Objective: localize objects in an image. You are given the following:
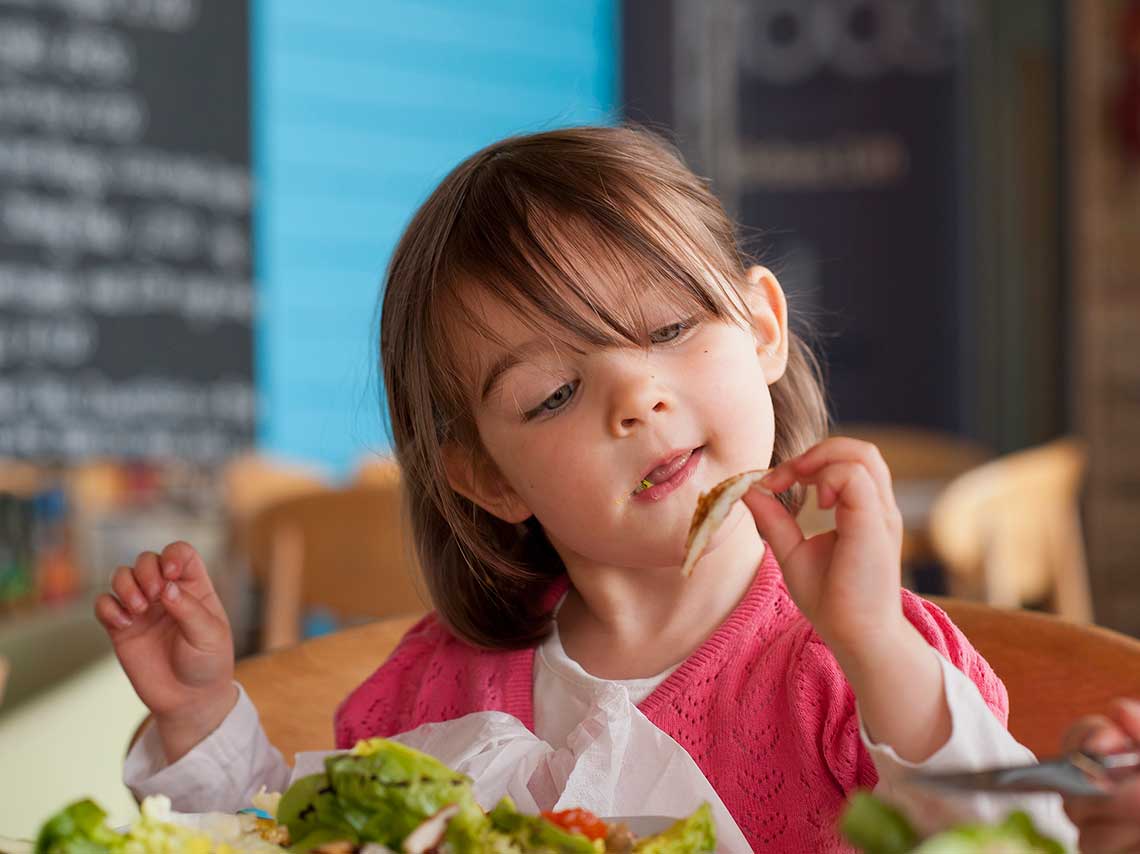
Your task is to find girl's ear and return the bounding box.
[441,442,533,524]
[744,265,789,384]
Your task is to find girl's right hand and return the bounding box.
[94,540,237,763]
[1061,699,1140,854]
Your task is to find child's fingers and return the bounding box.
[794,439,895,511]
[802,461,889,524]
[157,540,202,582]
[1062,714,1128,755]
[132,551,164,601]
[758,461,798,495]
[94,592,133,631]
[1107,697,1140,744]
[742,488,804,564]
[158,540,217,595]
[1068,794,1140,854]
[159,580,228,652]
[111,565,149,615]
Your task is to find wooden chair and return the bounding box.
[927,437,1094,622]
[246,484,426,651]
[204,599,1140,763]
[798,425,994,566]
[220,453,330,547]
[834,424,994,481]
[234,613,422,758]
[934,596,1140,757]
[351,456,402,489]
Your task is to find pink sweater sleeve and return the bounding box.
[790,591,1009,795]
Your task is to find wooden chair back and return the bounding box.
[934,596,1140,757]
[797,426,994,565]
[351,457,402,489]
[217,599,1140,763]
[221,453,330,549]
[833,424,993,481]
[928,438,1093,621]
[233,614,422,759]
[246,483,426,650]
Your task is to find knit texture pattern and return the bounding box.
[336,549,1007,853]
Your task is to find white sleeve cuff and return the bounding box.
[123,683,291,814]
[858,648,1077,851]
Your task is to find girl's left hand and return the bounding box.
[743,437,908,665]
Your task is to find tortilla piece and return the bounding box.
[681,469,772,577]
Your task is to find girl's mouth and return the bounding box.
[631,447,704,502]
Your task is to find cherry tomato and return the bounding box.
[541,808,609,841]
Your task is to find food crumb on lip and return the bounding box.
[615,478,656,505]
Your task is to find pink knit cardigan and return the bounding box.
[336,549,1007,852]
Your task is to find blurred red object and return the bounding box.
[1117,0,1140,158]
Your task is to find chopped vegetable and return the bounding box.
[540,810,609,842]
[630,805,715,854]
[840,793,919,854]
[32,740,717,854]
[840,793,1065,854]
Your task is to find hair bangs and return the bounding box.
[433,162,753,374]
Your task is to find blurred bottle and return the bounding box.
[33,487,79,603]
[0,494,34,608]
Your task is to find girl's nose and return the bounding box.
[607,368,670,436]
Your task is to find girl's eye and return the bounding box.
[649,319,697,344]
[526,381,578,420]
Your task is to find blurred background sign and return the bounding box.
[0,0,254,463]
[626,0,1066,451]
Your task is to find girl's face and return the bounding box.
[449,267,789,572]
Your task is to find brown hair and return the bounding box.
[380,126,828,650]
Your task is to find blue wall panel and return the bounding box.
[253,0,618,473]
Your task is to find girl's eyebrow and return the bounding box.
[479,339,549,402]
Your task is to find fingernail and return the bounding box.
[116,612,133,628]
[1088,731,1121,753]
[162,561,177,578]
[1118,698,1140,716]
[130,595,147,613]
[163,581,180,601]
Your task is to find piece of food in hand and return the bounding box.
[840,792,1064,854]
[681,470,772,577]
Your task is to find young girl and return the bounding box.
[98,126,1074,851]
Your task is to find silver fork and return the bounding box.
[909,750,1140,798]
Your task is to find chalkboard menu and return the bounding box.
[733,1,968,431]
[628,0,972,433]
[0,0,253,462]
